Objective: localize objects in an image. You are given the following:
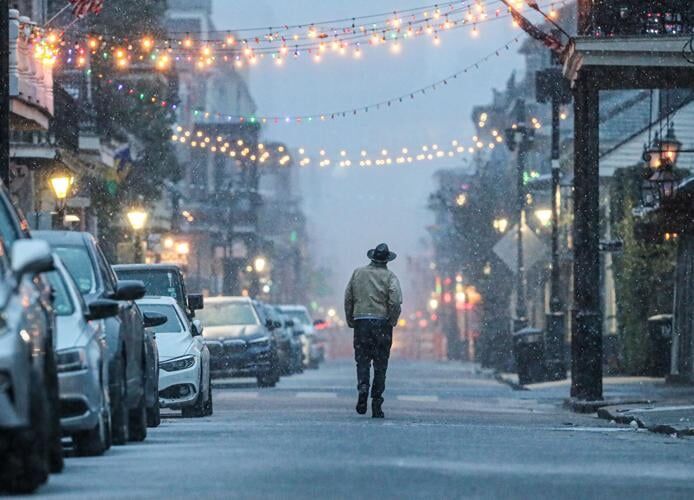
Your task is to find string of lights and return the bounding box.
[90,36,521,125]
[169,125,506,169]
[40,0,561,71]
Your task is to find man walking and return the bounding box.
[344,243,402,418]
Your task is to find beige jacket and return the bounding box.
[344,262,403,327]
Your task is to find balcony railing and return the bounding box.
[590,1,693,37]
[9,9,54,125]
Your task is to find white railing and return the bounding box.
[8,9,54,118]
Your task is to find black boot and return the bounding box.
[356,391,368,415]
[372,397,384,418]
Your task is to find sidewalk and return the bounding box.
[498,372,694,436]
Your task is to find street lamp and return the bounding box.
[493,217,509,234]
[534,208,552,227]
[126,207,148,263]
[641,124,682,205]
[254,256,267,273]
[49,170,74,228]
[643,124,682,170]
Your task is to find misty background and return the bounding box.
[212,0,525,311]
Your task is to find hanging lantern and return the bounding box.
[649,167,678,202]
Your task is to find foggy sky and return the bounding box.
[212,0,526,313]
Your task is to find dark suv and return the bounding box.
[113,263,204,322]
[34,231,149,444]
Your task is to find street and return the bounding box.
[33,360,694,500]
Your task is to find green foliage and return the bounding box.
[610,166,676,374]
[88,0,180,200]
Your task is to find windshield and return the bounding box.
[138,304,184,334]
[53,246,95,295]
[285,309,312,326]
[196,302,258,327]
[45,270,75,317]
[117,269,183,304]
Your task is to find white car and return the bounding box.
[137,297,212,417]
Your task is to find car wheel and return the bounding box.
[0,369,50,494]
[182,375,206,418]
[73,412,108,457]
[45,348,64,474]
[110,355,129,445]
[146,398,161,428]
[128,394,147,442]
[256,372,276,388]
[203,375,213,416]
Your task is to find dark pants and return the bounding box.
[353,319,393,399]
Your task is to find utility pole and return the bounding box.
[536,61,572,380]
[1,2,10,187]
[506,100,533,333]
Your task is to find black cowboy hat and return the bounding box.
[367,243,397,263]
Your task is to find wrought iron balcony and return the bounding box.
[590,1,693,37]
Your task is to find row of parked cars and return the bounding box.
[0,225,205,491]
[0,185,323,494]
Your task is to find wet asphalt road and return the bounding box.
[29,360,694,499]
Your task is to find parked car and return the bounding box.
[137,297,212,417]
[34,231,150,444]
[0,239,57,493]
[197,297,280,387]
[143,316,160,428]
[113,263,204,322]
[279,305,323,369]
[276,309,305,375]
[48,257,119,456]
[0,186,63,475]
[261,304,302,375]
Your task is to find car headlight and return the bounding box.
[248,336,270,348]
[57,348,87,372]
[159,355,196,372]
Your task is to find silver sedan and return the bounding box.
[47,257,119,456]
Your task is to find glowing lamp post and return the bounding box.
[49,171,74,228]
[126,208,148,263]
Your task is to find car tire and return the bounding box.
[203,375,213,416]
[110,354,129,445]
[146,398,161,428]
[128,394,147,442]
[256,372,277,388]
[73,412,108,457]
[182,375,206,418]
[0,369,50,494]
[45,348,64,474]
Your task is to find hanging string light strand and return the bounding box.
[94,36,521,125]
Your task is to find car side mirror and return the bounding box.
[143,312,167,328]
[85,299,120,321]
[192,319,203,337]
[188,293,204,311]
[11,240,54,278]
[285,320,295,328]
[114,280,146,301]
[265,318,275,330]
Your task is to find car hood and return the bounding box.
[56,314,90,350]
[203,324,265,341]
[156,331,193,361]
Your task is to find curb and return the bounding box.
[494,373,529,391]
[596,405,694,437]
[564,398,652,414]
